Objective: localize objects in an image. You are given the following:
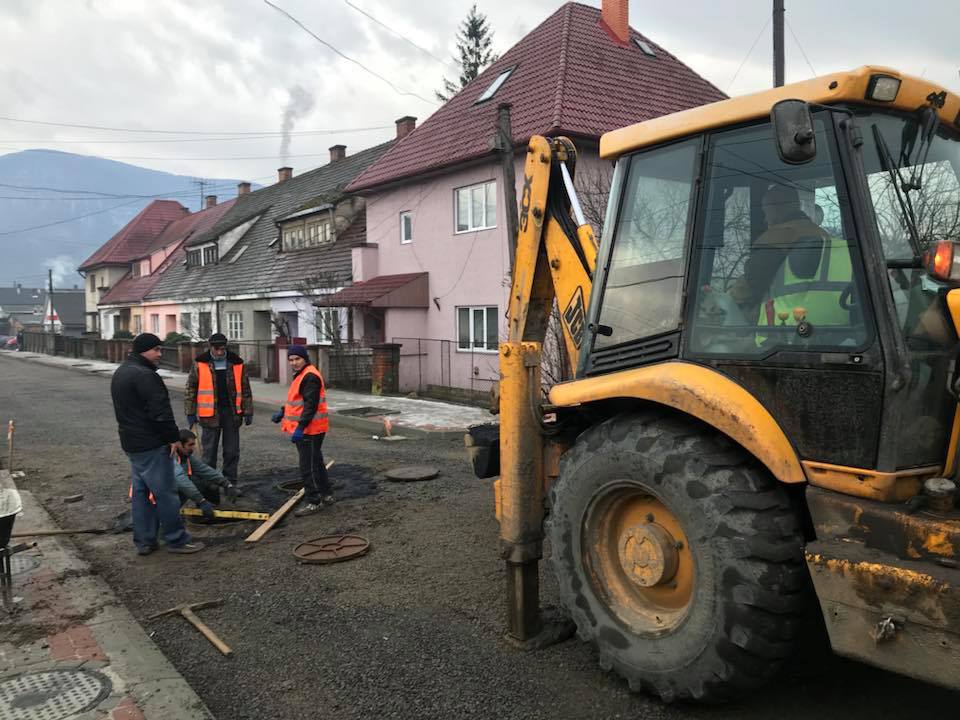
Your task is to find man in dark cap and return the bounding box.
[111,333,204,555]
[184,332,253,487]
[272,345,333,517]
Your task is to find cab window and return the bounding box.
[593,139,698,350]
[687,118,870,357]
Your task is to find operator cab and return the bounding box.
[584,68,960,474]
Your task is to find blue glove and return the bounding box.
[290,427,305,443]
[244,415,253,426]
[186,415,198,427]
[271,410,284,424]
[198,500,215,522]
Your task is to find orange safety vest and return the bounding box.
[196,362,243,417]
[281,365,329,435]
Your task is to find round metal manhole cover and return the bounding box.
[383,465,439,482]
[8,554,40,576]
[0,669,112,720]
[293,535,370,564]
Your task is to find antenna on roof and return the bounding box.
[190,178,210,212]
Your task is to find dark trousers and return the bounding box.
[297,433,331,503]
[201,416,240,482]
[127,446,190,550]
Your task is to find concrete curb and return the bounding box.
[0,469,214,720]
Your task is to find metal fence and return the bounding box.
[391,337,498,404]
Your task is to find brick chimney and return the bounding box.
[278,167,293,183]
[204,195,217,209]
[395,116,417,139]
[600,0,629,45]
[329,144,346,163]
[238,181,251,195]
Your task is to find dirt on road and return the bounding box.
[1,355,956,720]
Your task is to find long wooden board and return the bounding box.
[244,460,334,543]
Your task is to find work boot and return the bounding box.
[166,541,205,554]
[321,495,336,506]
[137,544,158,556]
[294,502,324,517]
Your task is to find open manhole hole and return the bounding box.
[274,464,378,500]
[293,535,370,564]
[337,406,400,417]
[0,668,112,719]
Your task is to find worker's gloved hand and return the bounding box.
[244,415,253,426]
[224,483,238,503]
[271,410,284,424]
[186,414,198,427]
[290,427,305,443]
[198,500,215,522]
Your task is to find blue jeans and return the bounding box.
[127,446,191,550]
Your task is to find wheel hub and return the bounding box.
[618,522,679,588]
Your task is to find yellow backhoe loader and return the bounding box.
[467,66,960,702]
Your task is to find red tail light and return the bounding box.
[925,241,959,282]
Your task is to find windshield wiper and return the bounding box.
[873,124,923,258]
[901,107,941,193]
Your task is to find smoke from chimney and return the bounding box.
[279,85,316,166]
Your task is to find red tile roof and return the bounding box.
[348,2,725,192]
[98,199,236,305]
[324,272,427,306]
[78,199,189,270]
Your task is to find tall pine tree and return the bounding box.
[436,4,498,102]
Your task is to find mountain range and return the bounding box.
[0,149,255,288]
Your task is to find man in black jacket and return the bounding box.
[111,333,204,555]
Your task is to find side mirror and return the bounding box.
[771,99,817,164]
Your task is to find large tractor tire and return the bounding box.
[547,410,807,703]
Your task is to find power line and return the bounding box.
[785,18,817,77]
[0,198,145,237]
[263,0,438,107]
[343,0,454,69]
[726,17,771,93]
[4,147,353,162]
[0,127,391,144]
[0,115,389,136]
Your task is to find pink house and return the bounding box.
[343,0,726,399]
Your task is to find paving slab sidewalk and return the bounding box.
[0,469,213,719]
[1,351,494,438]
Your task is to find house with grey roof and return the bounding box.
[144,139,394,351]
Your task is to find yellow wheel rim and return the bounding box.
[583,483,695,634]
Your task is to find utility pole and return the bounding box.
[773,0,785,87]
[190,178,209,211]
[47,268,54,335]
[495,103,519,276]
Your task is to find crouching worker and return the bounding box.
[173,429,239,522]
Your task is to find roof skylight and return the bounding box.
[475,67,515,104]
[634,38,655,57]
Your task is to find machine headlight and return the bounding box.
[867,75,901,102]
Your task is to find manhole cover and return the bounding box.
[276,479,303,493]
[8,554,40,576]
[384,465,439,482]
[293,535,370,564]
[0,669,112,719]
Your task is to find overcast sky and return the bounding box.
[0,0,956,182]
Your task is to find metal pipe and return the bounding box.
[773,0,785,87]
[559,162,587,227]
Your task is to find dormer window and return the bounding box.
[130,263,141,279]
[475,67,515,104]
[187,244,217,268]
[186,249,201,267]
[203,245,218,265]
[281,217,333,252]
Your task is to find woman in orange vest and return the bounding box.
[271,345,332,517]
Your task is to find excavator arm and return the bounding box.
[497,136,597,642]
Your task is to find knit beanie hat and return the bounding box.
[286,344,309,361]
[133,333,162,353]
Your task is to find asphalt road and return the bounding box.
[0,354,956,719]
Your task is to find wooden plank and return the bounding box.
[244,460,334,543]
[180,508,270,521]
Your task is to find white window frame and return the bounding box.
[454,180,497,234]
[315,307,343,344]
[400,211,413,244]
[150,314,159,334]
[133,315,142,334]
[227,311,244,339]
[456,305,499,353]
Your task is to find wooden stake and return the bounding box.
[244,460,334,543]
[6,420,13,472]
